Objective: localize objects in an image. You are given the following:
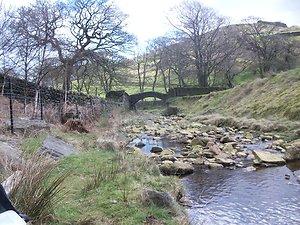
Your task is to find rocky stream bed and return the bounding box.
[125,113,300,225]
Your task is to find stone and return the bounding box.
[135,141,145,148]
[159,161,194,175]
[192,158,204,165]
[236,151,247,158]
[220,135,236,143]
[161,155,177,162]
[208,144,221,155]
[126,146,142,154]
[223,143,236,153]
[0,140,23,170]
[215,157,235,166]
[244,132,254,139]
[161,160,173,165]
[151,146,163,153]
[148,153,161,162]
[10,119,50,136]
[275,146,286,153]
[160,149,175,156]
[243,166,256,172]
[273,139,285,147]
[252,150,285,165]
[191,137,211,146]
[131,127,142,133]
[191,145,202,153]
[179,196,193,207]
[260,135,273,141]
[40,136,78,158]
[186,152,200,158]
[142,189,174,208]
[203,151,215,158]
[284,140,300,161]
[161,106,180,116]
[177,137,190,144]
[207,162,224,169]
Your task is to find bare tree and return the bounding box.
[0,3,17,95]
[13,0,134,91]
[52,0,134,91]
[168,0,227,87]
[134,49,149,93]
[239,17,293,77]
[167,40,192,87]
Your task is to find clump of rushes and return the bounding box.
[9,153,69,224]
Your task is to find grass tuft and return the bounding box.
[9,154,69,223]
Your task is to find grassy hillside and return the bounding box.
[171,68,300,121]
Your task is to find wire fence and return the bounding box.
[0,75,125,134]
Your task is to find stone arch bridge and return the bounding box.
[106,90,169,110]
[128,91,168,109]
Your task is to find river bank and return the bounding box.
[0,112,189,225]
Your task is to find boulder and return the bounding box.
[284,140,300,161]
[222,143,236,153]
[10,119,50,136]
[159,161,194,175]
[252,150,285,165]
[142,189,174,208]
[151,146,163,153]
[215,157,235,166]
[161,106,179,116]
[220,135,236,143]
[160,149,175,156]
[272,139,285,147]
[260,135,273,141]
[244,132,254,139]
[127,146,143,155]
[207,162,224,169]
[40,136,78,158]
[191,137,211,146]
[135,141,145,148]
[236,151,247,158]
[192,158,204,165]
[161,154,177,162]
[208,144,222,155]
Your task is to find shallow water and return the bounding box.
[129,136,300,225]
[182,163,300,225]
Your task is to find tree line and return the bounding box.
[0,0,299,99]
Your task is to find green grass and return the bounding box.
[21,134,47,156]
[170,68,300,130]
[233,71,258,85]
[46,122,185,224]
[52,150,185,224]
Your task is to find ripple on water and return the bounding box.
[182,165,300,225]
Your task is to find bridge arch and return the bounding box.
[128,91,168,109]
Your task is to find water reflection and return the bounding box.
[182,165,300,225]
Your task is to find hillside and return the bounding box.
[171,68,300,121]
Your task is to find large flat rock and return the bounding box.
[253,150,285,165]
[40,136,78,158]
[7,119,50,136]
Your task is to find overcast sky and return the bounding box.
[3,0,300,45]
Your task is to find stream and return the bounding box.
[129,135,300,225]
